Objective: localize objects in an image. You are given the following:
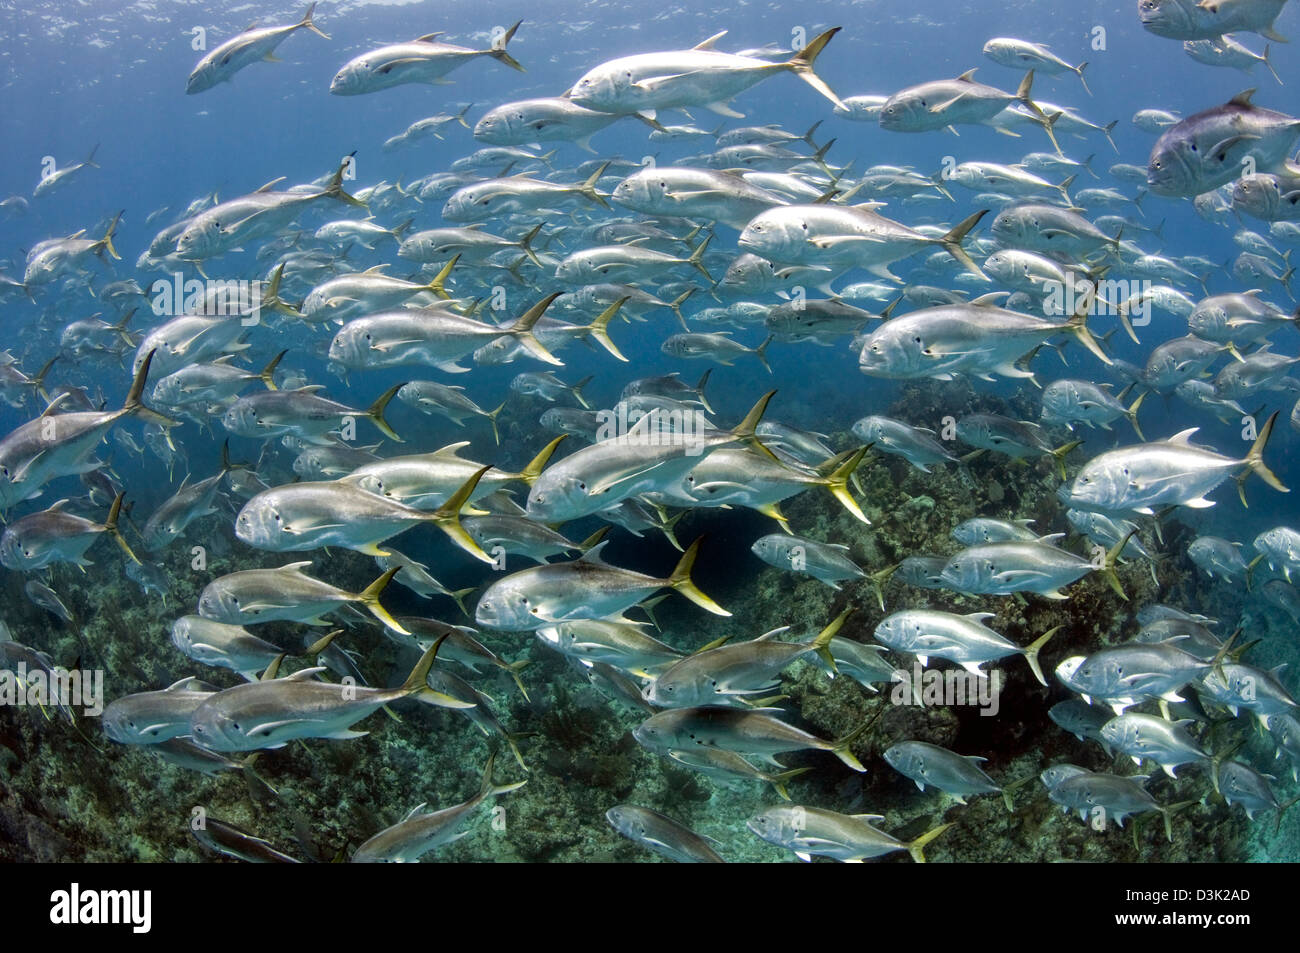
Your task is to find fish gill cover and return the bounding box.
[0,0,1297,864]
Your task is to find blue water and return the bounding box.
[0,0,1298,862]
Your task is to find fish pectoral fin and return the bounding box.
[321,727,369,740]
[245,718,301,737]
[990,569,1044,585]
[239,601,296,613]
[588,467,658,496]
[1208,134,1260,163]
[704,101,746,118]
[631,72,696,92]
[377,57,429,75]
[934,91,979,114]
[288,521,347,535]
[810,234,882,249]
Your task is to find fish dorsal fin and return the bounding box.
[579,540,612,565]
[1230,88,1257,108]
[431,440,473,459]
[47,498,69,511]
[403,802,429,822]
[1165,428,1199,446]
[281,560,314,574]
[40,392,71,417]
[756,626,793,641]
[256,177,287,193]
[415,32,445,43]
[956,69,979,82]
[965,612,997,622]
[164,676,207,692]
[970,292,1008,307]
[284,666,327,681]
[294,384,326,394]
[362,264,390,275]
[852,813,887,822]
[693,31,728,51]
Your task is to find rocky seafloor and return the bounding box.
[1,381,1295,864]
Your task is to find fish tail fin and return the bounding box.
[1075,61,1091,96]
[905,822,953,864]
[687,233,714,284]
[693,366,714,414]
[500,735,531,774]
[95,209,124,261]
[519,435,565,485]
[357,567,407,634]
[503,661,531,704]
[432,466,494,564]
[1100,532,1135,600]
[1263,44,1283,86]
[1125,389,1147,440]
[423,254,458,300]
[819,446,870,524]
[400,632,447,695]
[298,2,329,39]
[449,586,477,620]
[585,297,629,362]
[84,143,100,168]
[570,374,595,410]
[121,349,178,428]
[486,20,525,72]
[810,606,851,672]
[754,333,773,374]
[1056,173,1076,206]
[1237,410,1288,504]
[1065,286,1113,366]
[868,562,899,612]
[658,508,686,552]
[323,152,365,207]
[810,136,837,176]
[668,537,731,616]
[1048,439,1082,481]
[578,160,611,208]
[259,349,287,390]
[1158,800,1197,843]
[483,400,506,445]
[769,766,813,801]
[104,492,140,564]
[506,291,564,366]
[262,262,303,320]
[1246,552,1264,591]
[1102,119,1119,155]
[784,27,845,109]
[364,382,405,442]
[670,287,696,331]
[999,773,1036,813]
[829,714,876,772]
[517,222,544,267]
[730,389,775,443]
[939,209,989,279]
[31,354,58,403]
[1023,625,1061,687]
